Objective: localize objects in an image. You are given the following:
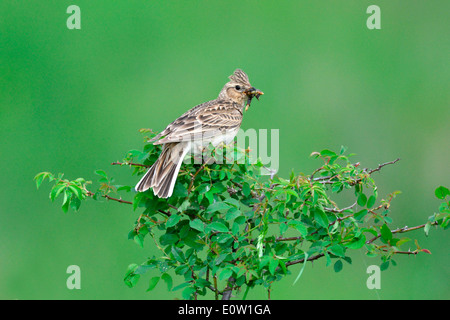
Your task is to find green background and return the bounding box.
[1,0,448,300]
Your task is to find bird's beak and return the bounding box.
[244,87,264,111]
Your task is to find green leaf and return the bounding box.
[206,202,231,213]
[320,149,336,157]
[380,224,392,241]
[225,207,242,221]
[34,172,47,189]
[231,222,240,235]
[288,221,308,237]
[294,223,308,237]
[224,198,241,208]
[219,268,233,280]
[435,186,450,199]
[354,209,368,221]
[117,185,132,192]
[50,184,66,202]
[208,222,229,233]
[161,273,173,291]
[70,197,81,212]
[269,258,279,275]
[182,286,196,300]
[395,237,411,247]
[173,183,188,197]
[172,282,190,291]
[68,185,83,199]
[171,246,185,263]
[345,235,366,249]
[380,261,389,271]
[367,195,376,209]
[178,199,190,212]
[234,216,246,225]
[134,234,144,248]
[328,244,346,257]
[357,193,367,207]
[216,233,233,244]
[279,223,288,235]
[124,264,140,288]
[132,192,144,211]
[242,183,251,197]
[286,189,299,199]
[61,190,71,213]
[94,170,108,178]
[314,209,329,228]
[189,219,205,233]
[146,276,160,292]
[334,260,343,272]
[160,233,179,246]
[166,214,181,228]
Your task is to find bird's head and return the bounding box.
[218,69,264,111]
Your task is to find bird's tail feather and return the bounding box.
[135,143,188,198]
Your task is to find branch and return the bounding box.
[285,253,325,267]
[188,162,209,194]
[284,220,437,268]
[86,190,133,204]
[380,248,425,256]
[221,276,235,300]
[366,158,401,175]
[313,158,400,184]
[366,221,438,244]
[85,190,174,216]
[111,161,149,168]
[324,201,357,213]
[206,283,223,298]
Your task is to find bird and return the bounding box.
[135,69,264,198]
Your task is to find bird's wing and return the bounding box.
[151,100,243,145]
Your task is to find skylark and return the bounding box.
[135,69,263,198]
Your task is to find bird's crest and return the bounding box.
[228,69,250,86]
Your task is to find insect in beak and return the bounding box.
[244,87,264,111]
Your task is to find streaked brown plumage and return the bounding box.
[135,69,263,198]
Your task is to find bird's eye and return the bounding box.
[235,85,241,90]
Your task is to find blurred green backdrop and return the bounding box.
[1,0,448,300]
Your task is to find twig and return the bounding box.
[366,158,401,175]
[366,221,438,244]
[285,253,325,267]
[310,166,324,181]
[313,158,400,184]
[380,248,421,255]
[85,190,173,216]
[111,161,149,168]
[283,220,437,268]
[86,190,133,204]
[188,163,209,194]
[324,201,357,213]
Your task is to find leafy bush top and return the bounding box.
[35,129,449,300]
